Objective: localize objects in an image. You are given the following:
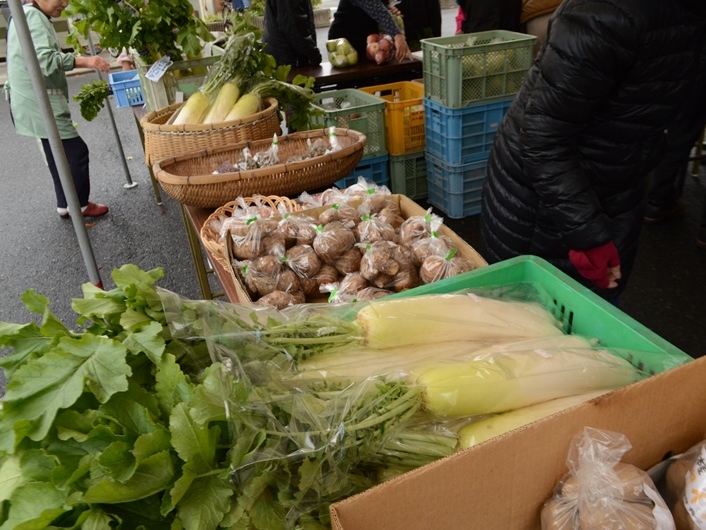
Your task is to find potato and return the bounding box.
[285,245,322,279]
[332,247,362,275]
[312,221,356,263]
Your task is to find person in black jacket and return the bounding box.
[458,0,522,34]
[397,0,441,52]
[262,0,322,67]
[478,0,706,300]
[329,0,412,62]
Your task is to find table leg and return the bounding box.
[180,204,214,300]
[132,112,164,205]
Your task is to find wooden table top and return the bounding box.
[289,58,423,91]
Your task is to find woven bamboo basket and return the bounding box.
[201,195,303,269]
[140,97,281,166]
[152,128,367,208]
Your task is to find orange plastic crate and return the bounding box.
[360,81,425,155]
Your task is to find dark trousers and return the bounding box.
[40,137,91,210]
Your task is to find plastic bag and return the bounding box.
[354,202,398,245]
[541,427,675,529]
[659,439,706,529]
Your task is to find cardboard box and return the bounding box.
[226,194,488,305]
[329,355,706,530]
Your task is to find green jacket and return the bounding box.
[6,4,78,139]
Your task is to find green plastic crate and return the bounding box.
[422,30,537,108]
[389,150,427,200]
[311,89,387,159]
[390,255,692,375]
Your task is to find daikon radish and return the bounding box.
[416,347,639,417]
[172,91,210,125]
[457,390,612,449]
[355,293,564,349]
[202,81,241,124]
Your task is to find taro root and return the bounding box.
[275,269,301,294]
[319,203,360,226]
[332,247,363,275]
[360,241,401,283]
[313,263,339,287]
[299,277,320,297]
[355,286,394,301]
[261,232,286,257]
[338,272,369,295]
[377,205,405,229]
[420,251,476,284]
[278,214,318,248]
[365,194,397,214]
[411,234,454,267]
[312,221,357,263]
[242,254,283,298]
[228,218,279,260]
[389,245,421,292]
[354,214,397,246]
[285,244,322,278]
[398,210,435,248]
[257,289,306,309]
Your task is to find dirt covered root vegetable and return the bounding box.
[241,255,283,298]
[399,209,439,248]
[354,213,398,246]
[339,272,369,296]
[313,263,339,287]
[227,218,279,260]
[312,221,357,263]
[360,241,401,285]
[277,214,318,248]
[319,202,360,226]
[332,247,362,275]
[257,289,306,309]
[420,249,476,284]
[285,244,322,278]
[355,286,394,301]
[411,233,453,266]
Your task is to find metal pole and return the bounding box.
[85,28,137,189]
[8,0,103,287]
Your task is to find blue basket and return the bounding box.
[108,70,145,108]
[426,153,489,218]
[424,97,512,165]
[335,154,390,190]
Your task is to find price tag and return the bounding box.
[144,56,173,82]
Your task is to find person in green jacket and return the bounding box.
[5,0,111,219]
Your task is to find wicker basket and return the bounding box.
[152,128,367,208]
[201,195,303,269]
[140,97,282,166]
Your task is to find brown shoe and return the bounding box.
[81,202,109,218]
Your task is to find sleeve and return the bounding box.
[460,0,501,33]
[350,0,402,36]
[26,9,75,76]
[518,2,637,248]
[282,0,322,64]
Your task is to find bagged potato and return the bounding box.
[541,427,675,530]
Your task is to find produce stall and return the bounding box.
[2,7,705,530]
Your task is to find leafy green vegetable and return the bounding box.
[73,80,110,122]
[64,0,213,61]
[0,265,455,529]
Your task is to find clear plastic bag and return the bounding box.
[541,427,675,529]
[660,438,706,529]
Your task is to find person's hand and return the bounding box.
[568,241,622,289]
[393,33,413,62]
[75,55,111,73]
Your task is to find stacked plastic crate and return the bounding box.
[421,31,537,218]
[360,82,429,200]
[310,89,390,190]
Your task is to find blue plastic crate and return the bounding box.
[108,70,145,108]
[335,154,390,190]
[425,153,488,218]
[424,97,512,164]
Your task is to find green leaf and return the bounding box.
[99,389,160,437]
[169,404,218,474]
[81,450,175,504]
[0,456,25,502]
[175,475,233,530]
[122,321,165,363]
[0,335,129,451]
[98,441,136,482]
[119,308,154,333]
[154,354,193,417]
[21,290,70,338]
[0,481,67,530]
[0,323,55,376]
[188,364,228,425]
[75,506,116,530]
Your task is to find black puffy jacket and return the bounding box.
[479,0,706,295]
[263,0,322,67]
